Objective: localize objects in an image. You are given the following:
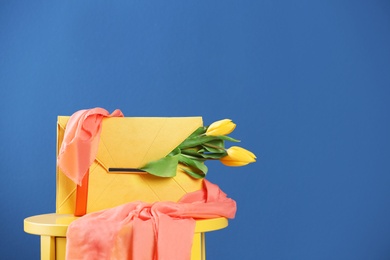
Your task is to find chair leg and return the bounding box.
[200,233,206,260]
[191,232,207,260]
[40,235,55,260]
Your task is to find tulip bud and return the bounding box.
[220,146,256,166]
[206,119,236,136]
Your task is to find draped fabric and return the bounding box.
[58,108,237,259]
[57,108,124,185]
[66,180,236,260]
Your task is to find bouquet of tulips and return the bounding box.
[141,119,256,179]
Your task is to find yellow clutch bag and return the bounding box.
[56,116,204,215]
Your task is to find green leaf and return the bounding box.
[199,152,227,159]
[179,135,240,150]
[178,154,208,174]
[180,167,206,179]
[202,139,225,153]
[217,135,240,142]
[178,135,216,149]
[181,148,204,158]
[188,126,207,138]
[140,148,180,177]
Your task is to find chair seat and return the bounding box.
[24,213,228,260]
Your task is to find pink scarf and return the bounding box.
[66,179,236,260]
[57,108,124,185]
[58,108,237,259]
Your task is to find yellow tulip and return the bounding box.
[220,146,256,166]
[206,119,236,136]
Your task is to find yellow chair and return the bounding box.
[24,116,229,260]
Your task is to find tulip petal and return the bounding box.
[206,119,236,136]
[220,146,256,167]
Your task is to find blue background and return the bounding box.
[1,1,390,259]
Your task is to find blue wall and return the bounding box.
[1,1,390,259]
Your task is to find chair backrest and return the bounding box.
[56,116,204,214]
